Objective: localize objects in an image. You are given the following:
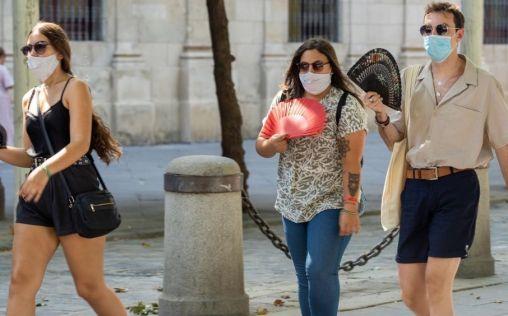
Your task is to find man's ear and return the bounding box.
[456,28,465,41]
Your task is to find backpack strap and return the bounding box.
[336,91,364,167]
[335,91,349,125]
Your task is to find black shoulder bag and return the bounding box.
[34,89,121,238]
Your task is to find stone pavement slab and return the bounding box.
[0,204,507,315]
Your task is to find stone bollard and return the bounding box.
[457,168,495,278]
[159,155,249,316]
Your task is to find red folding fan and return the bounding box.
[260,98,326,139]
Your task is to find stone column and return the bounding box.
[260,0,289,115]
[110,0,155,145]
[159,155,249,316]
[12,0,39,221]
[457,0,494,278]
[399,0,427,68]
[178,0,220,142]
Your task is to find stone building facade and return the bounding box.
[0,0,507,144]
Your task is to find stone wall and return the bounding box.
[0,0,506,144]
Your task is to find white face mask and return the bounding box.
[27,54,60,82]
[299,72,332,95]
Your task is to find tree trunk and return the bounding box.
[206,0,250,193]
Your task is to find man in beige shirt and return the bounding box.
[366,2,508,316]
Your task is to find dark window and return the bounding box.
[40,0,103,41]
[289,0,339,42]
[484,0,508,44]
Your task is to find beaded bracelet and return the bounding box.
[340,209,358,216]
[375,114,390,127]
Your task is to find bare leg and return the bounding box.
[60,234,126,316]
[426,257,461,316]
[398,263,430,316]
[7,224,59,316]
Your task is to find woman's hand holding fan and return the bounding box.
[267,134,288,154]
[260,98,326,140]
[0,124,7,149]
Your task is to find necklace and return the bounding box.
[433,73,460,97]
[431,60,465,99]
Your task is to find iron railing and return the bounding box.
[289,0,339,42]
[40,0,103,41]
[484,0,508,44]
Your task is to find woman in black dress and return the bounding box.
[0,22,125,315]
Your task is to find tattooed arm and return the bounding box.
[338,130,366,236]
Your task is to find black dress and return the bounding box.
[16,78,100,236]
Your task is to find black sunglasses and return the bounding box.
[297,61,330,73]
[419,23,460,36]
[20,41,50,56]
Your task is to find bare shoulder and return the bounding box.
[66,77,91,95]
[21,88,37,111]
[63,77,92,109]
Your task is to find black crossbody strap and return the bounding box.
[35,88,76,207]
[85,153,109,191]
[336,91,364,167]
[35,88,108,208]
[335,91,349,125]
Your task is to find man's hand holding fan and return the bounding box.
[260,98,326,141]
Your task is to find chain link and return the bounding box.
[242,190,291,259]
[339,227,400,271]
[242,190,400,271]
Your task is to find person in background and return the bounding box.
[0,47,14,220]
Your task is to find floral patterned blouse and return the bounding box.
[265,87,368,223]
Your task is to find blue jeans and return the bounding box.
[283,209,352,316]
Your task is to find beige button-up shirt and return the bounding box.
[392,56,508,169]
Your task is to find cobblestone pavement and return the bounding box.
[0,203,507,315]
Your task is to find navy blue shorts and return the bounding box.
[396,170,480,263]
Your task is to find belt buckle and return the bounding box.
[34,157,44,168]
[428,167,439,180]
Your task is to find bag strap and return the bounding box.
[35,88,76,207]
[403,65,424,139]
[85,153,109,191]
[34,88,108,208]
[335,91,349,124]
[336,91,364,167]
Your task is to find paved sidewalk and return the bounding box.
[0,204,507,315]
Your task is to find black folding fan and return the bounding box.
[347,48,402,111]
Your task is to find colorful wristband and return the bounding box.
[344,195,359,204]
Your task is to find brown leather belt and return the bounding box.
[406,166,469,180]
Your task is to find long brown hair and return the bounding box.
[30,22,122,164]
[282,37,360,102]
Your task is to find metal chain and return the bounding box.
[242,190,291,259]
[242,190,400,271]
[339,227,400,271]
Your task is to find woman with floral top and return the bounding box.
[256,38,367,315]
